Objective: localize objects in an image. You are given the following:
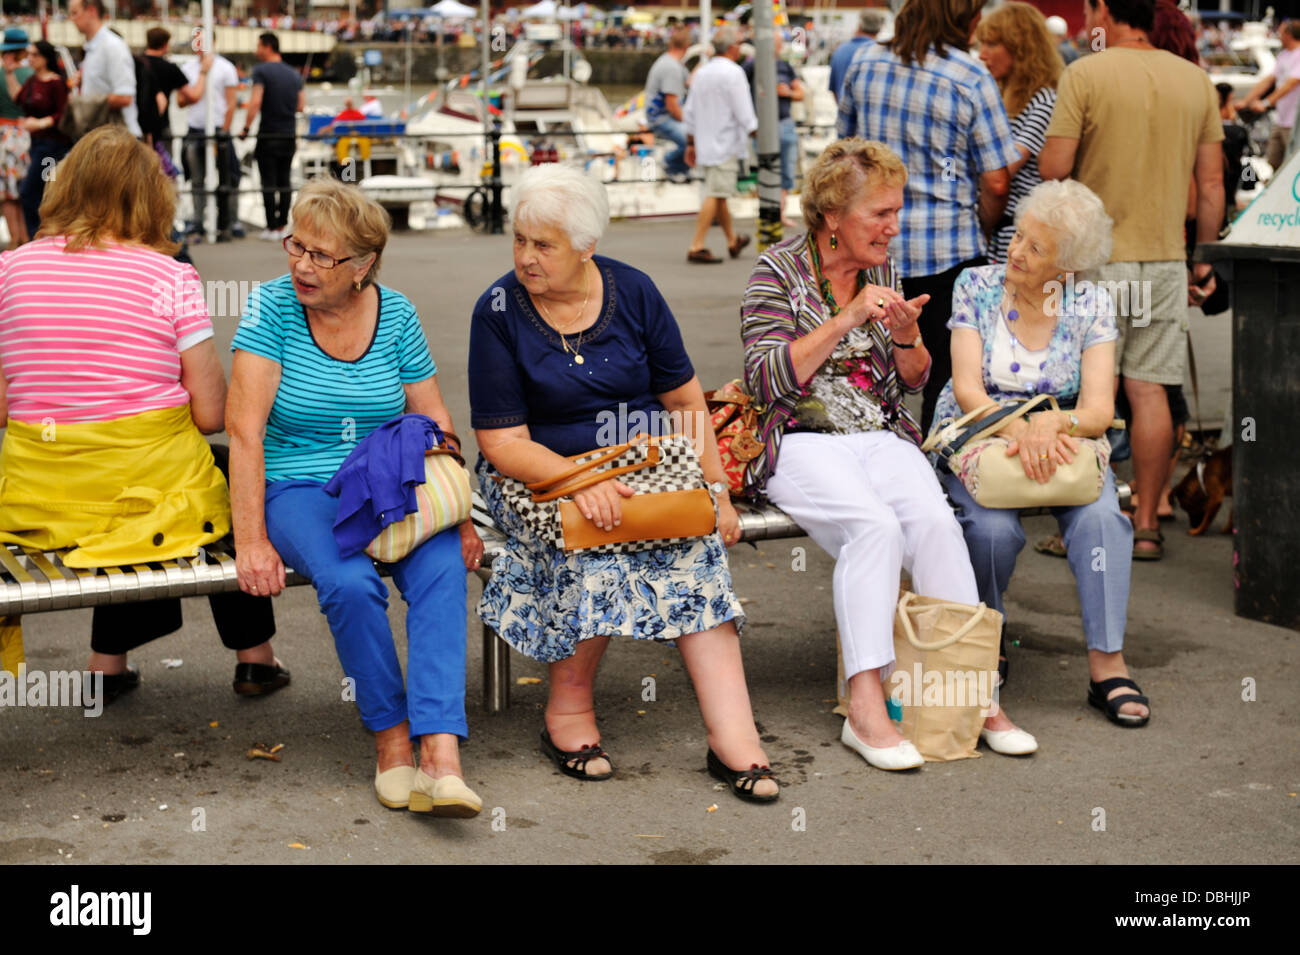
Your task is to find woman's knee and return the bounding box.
[314,559,385,609]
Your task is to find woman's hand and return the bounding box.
[843,283,905,329]
[237,538,286,597]
[717,495,740,547]
[459,519,484,571]
[882,293,931,345]
[572,478,635,531]
[18,117,41,132]
[1004,413,1078,483]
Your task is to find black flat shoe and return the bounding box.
[540,729,613,780]
[707,749,779,803]
[94,664,140,705]
[233,661,291,697]
[1088,677,1150,728]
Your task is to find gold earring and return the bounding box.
[354,279,363,292]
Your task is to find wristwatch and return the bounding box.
[1067,412,1079,435]
[893,335,922,349]
[708,481,728,498]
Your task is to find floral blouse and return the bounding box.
[928,264,1118,434]
[741,232,926,495]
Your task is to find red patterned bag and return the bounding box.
[705,379,764,497]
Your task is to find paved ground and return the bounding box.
[1,219,1295,866]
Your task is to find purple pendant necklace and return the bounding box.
[1004,285,1050,393]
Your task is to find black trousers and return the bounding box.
[254,135,296,230]
[90,592,276,655]
[902,255,987,434]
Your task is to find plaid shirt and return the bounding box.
[837,42,1020,278]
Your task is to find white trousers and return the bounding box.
[765,431,980,681]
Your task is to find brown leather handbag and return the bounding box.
[496,434,717,553]
[704,379,764,496]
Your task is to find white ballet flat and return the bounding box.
[979,726,1039,756]
[840,719,925,770]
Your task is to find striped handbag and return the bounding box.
[365,434,473,562]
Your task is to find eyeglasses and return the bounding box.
[282,234,354,270]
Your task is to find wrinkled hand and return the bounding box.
[459,520,484,571]
[1005,417,1079,484]
[236,537,286,597]
[882,293,930,344]
[717,496,740,547]
[844,283,904,329]
[684,144,697,169]
[572,478,635,532]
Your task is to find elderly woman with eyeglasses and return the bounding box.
[227,177,486,817]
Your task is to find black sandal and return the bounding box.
[1088,677,1151,728]
[707,749,779,803]
[540,730,613,780]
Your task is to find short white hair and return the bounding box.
[510,163,609,252]
[1015,179,1114,273]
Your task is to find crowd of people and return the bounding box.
[0,0,1279,818]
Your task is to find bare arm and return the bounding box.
[176,53,213,108]
[178,339,228,434]
[1192,140,1226,284]
[297,87,306,113]
[226,350,286,595]
[105,93,132,110]
[221,83,238,131]
[3,65,22,100]
[1038,135,1078,181]
[977,167,1011,237]
[242,84,264,132]
[663,91,682,122]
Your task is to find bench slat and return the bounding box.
[24,551,75,612]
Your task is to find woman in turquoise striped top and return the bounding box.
[227,179,485,818]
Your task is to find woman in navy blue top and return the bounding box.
[228,179,485,818]
[470,164,778,803]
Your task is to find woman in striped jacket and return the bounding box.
[741,139,1038,767]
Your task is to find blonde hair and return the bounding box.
[37,125,179,255]
[801,139,907,233]
[290,177,391,287]
[976,1,1064,118]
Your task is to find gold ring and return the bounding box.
[876,298,886,308]
[1038,453,1049,460]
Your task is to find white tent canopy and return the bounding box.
[520,0,559,19]
[558,3,604,20]
[430,0,477,17]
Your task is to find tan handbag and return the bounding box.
[496,434,717,553]
[364,434,472,563]
[922,394,1109,508]
[835,591,1001,762]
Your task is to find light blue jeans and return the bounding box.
[940,468,1132,652]
[649,115,688,177]
[265,480,469,739]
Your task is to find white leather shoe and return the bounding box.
[374,764,416,809]
[409,770,482,818]
[979,726,1039,756]
[840,719,925,770]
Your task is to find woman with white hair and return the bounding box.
[469,164,779,803]
[929,178,1150,729]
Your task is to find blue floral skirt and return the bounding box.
[476,458,745,663]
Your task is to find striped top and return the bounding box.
[231,274,437,484]
[0,236,214,424]
[741,233,924,496]
[990,86,1057,264]
[837,41,1020,277]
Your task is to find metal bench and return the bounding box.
[1,484,1128,714]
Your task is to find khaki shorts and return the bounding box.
[1266,125,1293,172]
[702,159,739,199]
[1095,260,1188,386]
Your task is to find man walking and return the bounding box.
[1040,0,1224,561]
[644,25,691,183]
[242,32,304,240]
[68,0,138,137]
[683,25,756,264]
[181,39,238,241]
[1239,19,1300,173]
[142,27,199,164]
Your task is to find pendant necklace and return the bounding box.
[1004,285,1050,393]
[536,264,592,365]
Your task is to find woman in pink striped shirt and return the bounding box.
[0,126,284,703]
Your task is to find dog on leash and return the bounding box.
[1172,446,1233,535]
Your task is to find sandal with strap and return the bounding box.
[1088,677,1151,728]
[540,729,614,780]
[1133,528,1164,561]
[707,749,779,803]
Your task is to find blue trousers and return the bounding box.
[650,115,688,177]
[778,117,798,191]
[940,468,1132,652]
[265,480,469,739]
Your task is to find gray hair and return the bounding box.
[860,9,887,34]
[1015,179,1114,273]
[712,24,740,56]
[510,163,609,251]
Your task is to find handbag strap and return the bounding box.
[921,401,1000,453]
[896,591,991,652]
[527,437,665,503]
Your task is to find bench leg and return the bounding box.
[482,621,510,714]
